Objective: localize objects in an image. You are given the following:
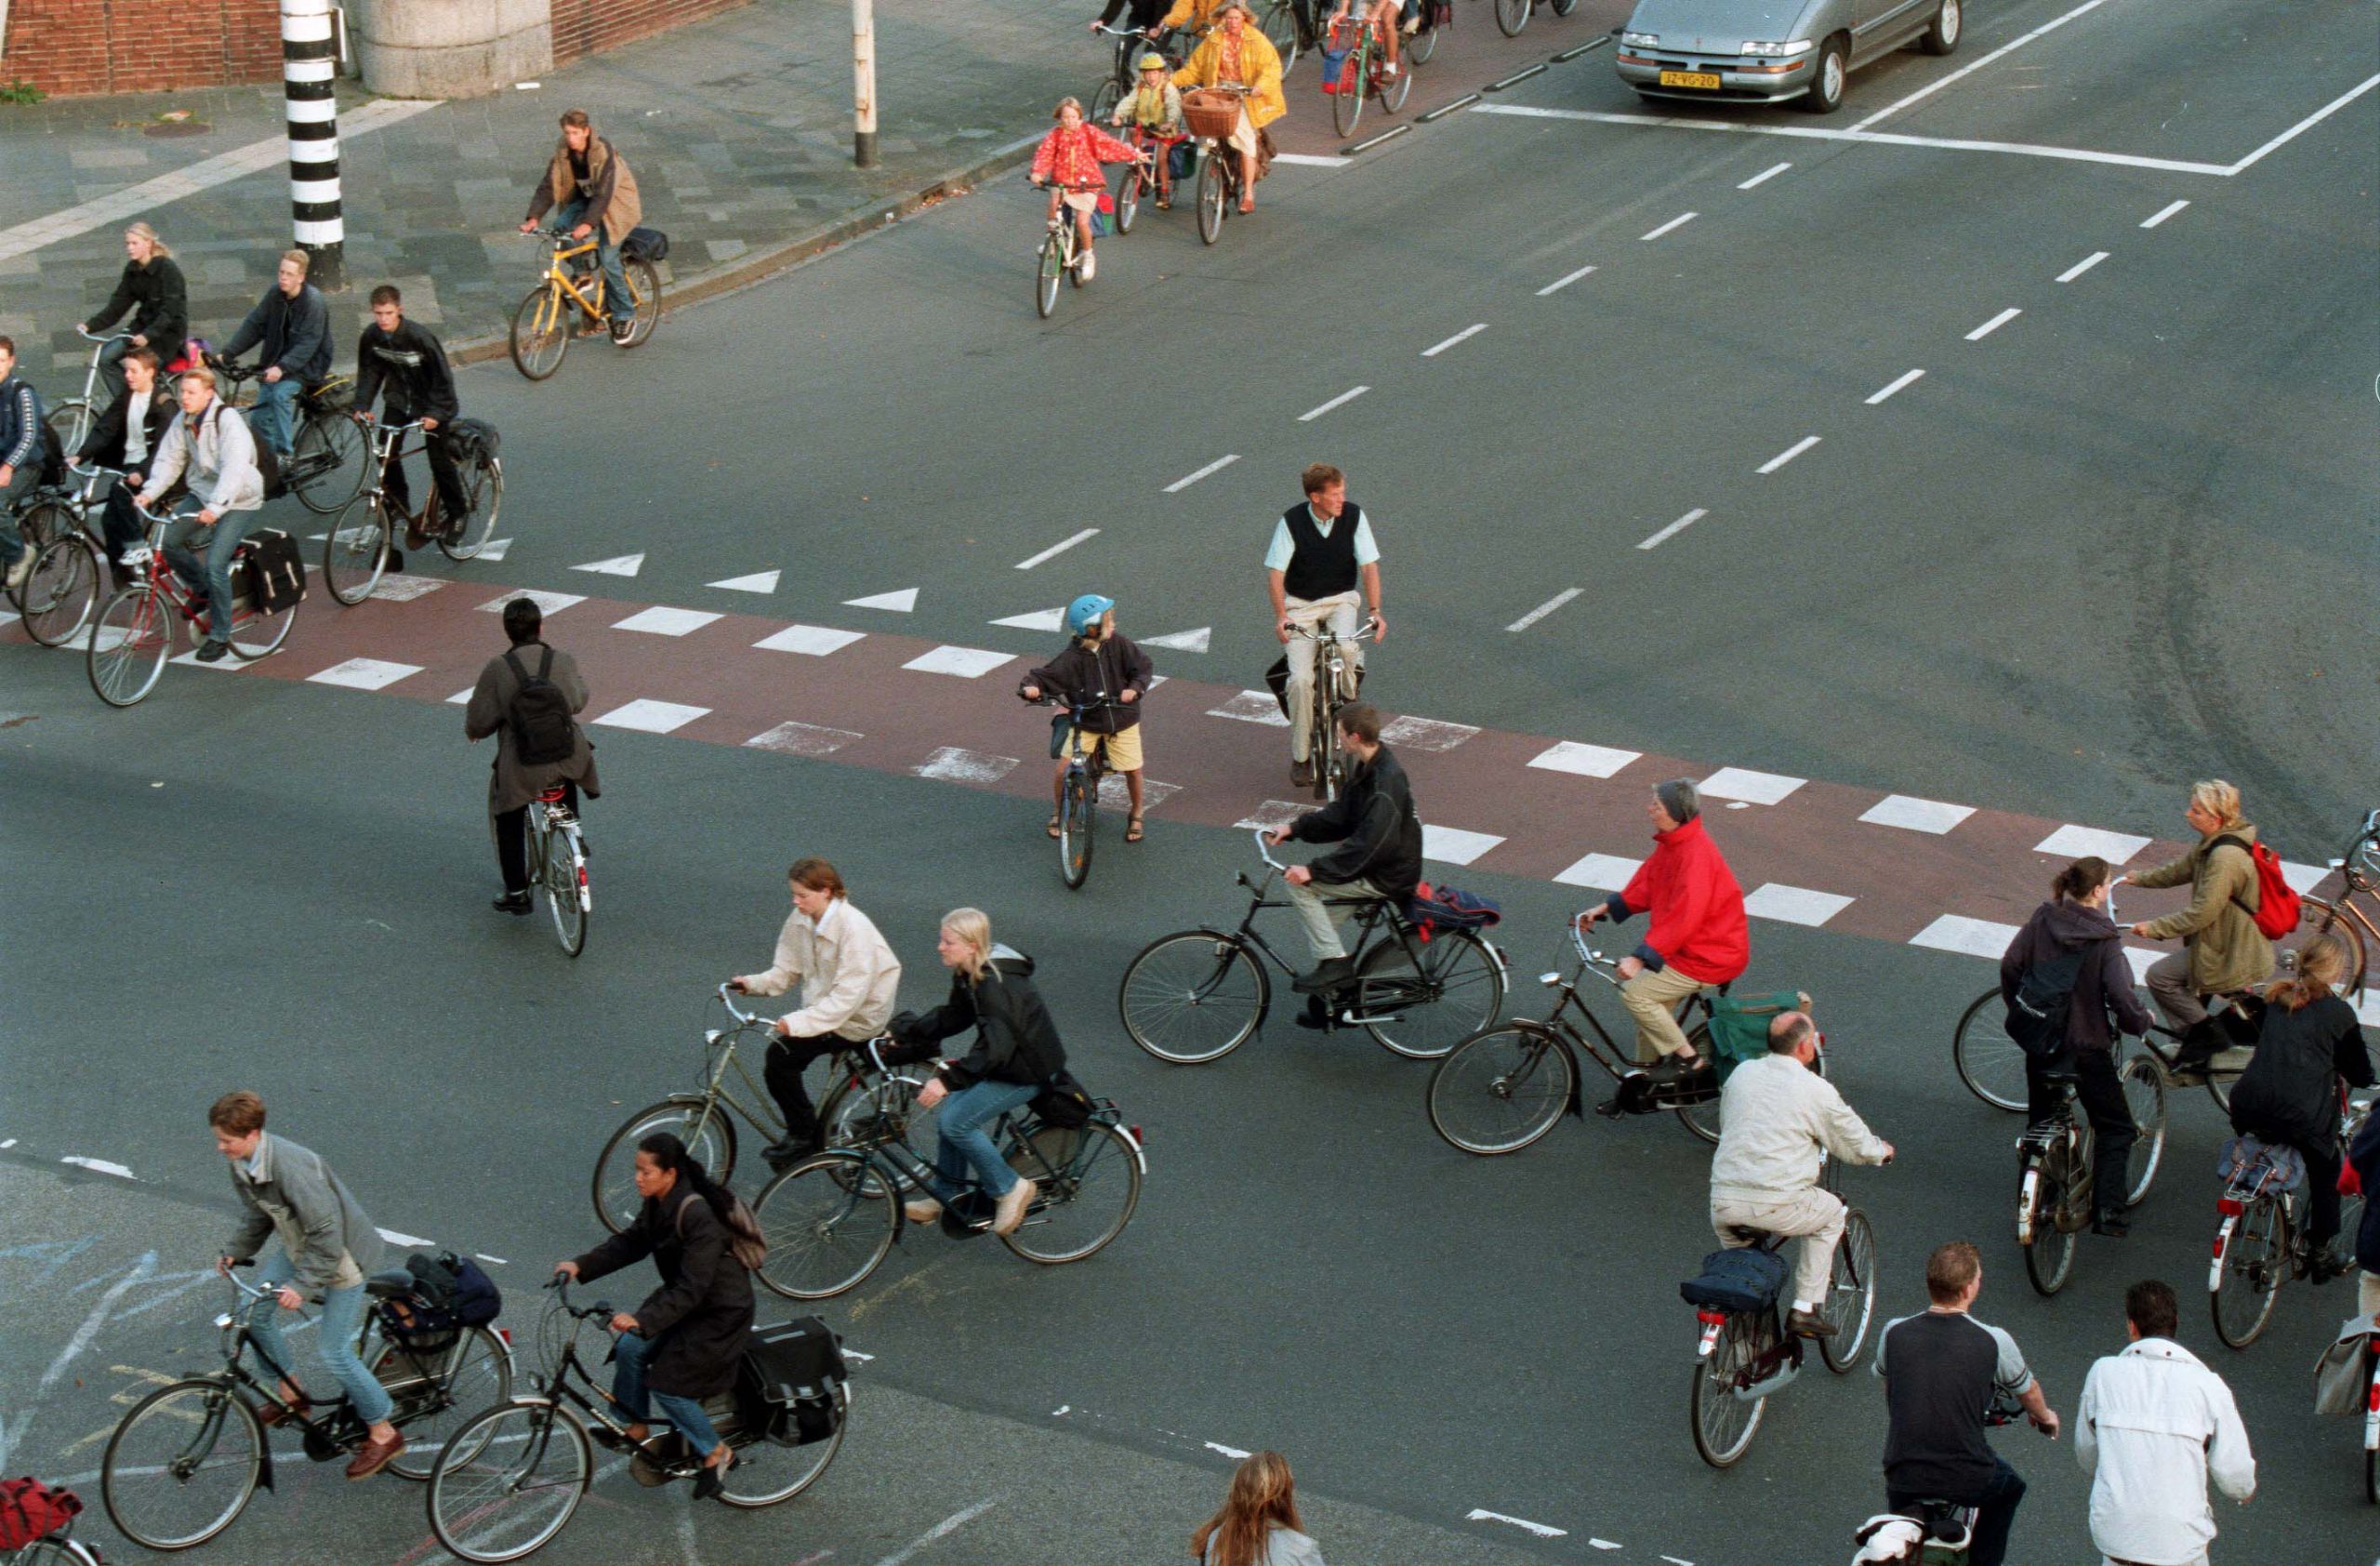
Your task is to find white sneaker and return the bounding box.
[992,1177,1038,1235]
[1402,14,1420,33]
[1079,248,1097,281]
[1381,60,1398,77]
[903,1197,943,1224]
[3,551,29,591]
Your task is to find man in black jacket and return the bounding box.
[1266,703,1423,1009]
[220,249,333,458]
[352,284,468,553]
[77,345,178,586]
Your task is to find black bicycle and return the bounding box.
[2015,1061,2166,1296]
[205,355,368,514]
[1120,829,1506,1064]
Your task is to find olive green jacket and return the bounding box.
[2133,824,2275,994]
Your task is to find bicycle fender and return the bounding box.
[1182,927,1272,1024]
[257,1429,278,1493]
[1111,1122,1150,1174]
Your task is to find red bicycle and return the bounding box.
[1327,11,1411,138]
[86,497,300,707]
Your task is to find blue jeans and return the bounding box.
[926,1080,1039,1203]
[1890,1454,2024,1566]
[611,1331,723,1456]
[247,375,302,457]
[1,460,39,566]
[557,197,634,327]
[245,1250,393,1426]
[164,510,255,644]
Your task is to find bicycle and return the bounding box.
[44,326,189,457]
[1687,1155,1876,1467]
[2014,1061,2166,1296]
[2208,1089,2372,1349]
[2298,807,2380,992]
[1183,83,1251,246]
[2359,1302,2380,1503]
[1259,1,1304,69]
[521,785,590,958]
[85,498,298,707]
[1114,121,1189,230]
[1846,1392,2036,1561]
[1325,11,1410,137]
[4,1533,103,1566]
[1427,920,1797,1151]
[99,1259,514,1551]
[8,462,112,648]
[1034,693,1127,889]
[1090,21,1191,123]
[1491,0,1574,38]
[425,1279,842,1562]
[509,229,663,380]
[1287,615,1376,802]
[318,416,504,604]
[1034,179,1106,319]
[1120,828,1506,1064]
[206,355,368,514]
[748,1038,1145,1297]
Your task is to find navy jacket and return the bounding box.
[0,374,38,471]
[224,282,333,383]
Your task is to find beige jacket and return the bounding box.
[2131,824,2276,996]
[1710,1053,1890,1203]
[737,898,901,1042]
[527,131,643,248]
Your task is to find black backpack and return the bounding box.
[2004,947,2089,1060]
[503,645,577,765]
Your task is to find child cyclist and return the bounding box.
[1108,52,1185,208]
[1020,594,1155,843]
[1029,98,1146,282]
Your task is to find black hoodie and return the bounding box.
[897,948,1068,1090]
[1998,898,2151,1052]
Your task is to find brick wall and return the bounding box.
[2,0,283,97]
[549,0,750,66]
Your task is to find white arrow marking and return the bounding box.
[707,569,780,593]
[571,552,644,577]
[1143,627,1211,653]
[844,588,919,612]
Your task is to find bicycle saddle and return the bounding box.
[364,1271,415,1299]
[1722,1225,1775,1244]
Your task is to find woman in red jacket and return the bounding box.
[1577,778,1750,1082]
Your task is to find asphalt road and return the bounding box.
[4,1,2376,1562]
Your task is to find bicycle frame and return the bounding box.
[698,986,794,1141]
[1287,616,1376,797]
[1236,828,1442,1015]
[533,233,622,327]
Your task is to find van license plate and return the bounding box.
[1659,71,1722,89]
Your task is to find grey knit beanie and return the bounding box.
[1655,777,1699,824]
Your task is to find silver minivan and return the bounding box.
[1614,0,1962,114]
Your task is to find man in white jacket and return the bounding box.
[2077,1280,2254,1566]
[137,365,266,663]
[729,857,902,1169]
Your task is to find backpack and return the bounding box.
[443,417,500,464]
[236,528,307,614]
[0,1478,82,1549]
[1679,1246,1789,1314]
[2003,947,2090,1061]
[1408,881,1501,939]
[2209,834,2302,939]
[737,1318,847,1446]
[196,402,280,498]
[503,645,578,766]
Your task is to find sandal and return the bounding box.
[1046,815,1062,839]
[1126,815,1145,843]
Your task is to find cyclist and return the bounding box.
[519,108,641,344]
[0,334,45,593]
[1998,856,2156,1237]
[727,857,903,1169]
[1576,779,1747,1087]
[1711,1011,1893,1339]
[892,909,1069,1237]
[1325,0,1402,78]
[1872,1241,2056,1566]
[1263,704,1421,1015]
[80,221,190,405]
[1021,593,1154,843]
[1029,98,1145,284]
[2224,932,2372,1283]
[218,248,331,458]
[135,365,265,663]
[351,283,468,555]
[1091,0,1170,40]
[555,1132,763,1500]
[80,345,178,589]
[1108,52,1186,207]
[464,597,600,915]
[1171,3,1287,214]
[1264,463,1383,788]
[208,1090,406,1480]
[2117,779,2275,1076]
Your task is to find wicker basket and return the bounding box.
[1181,87,1243,140]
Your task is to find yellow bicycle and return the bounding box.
[508,229,663,380]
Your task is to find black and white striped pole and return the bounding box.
[282,0,345,290]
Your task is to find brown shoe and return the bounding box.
[257,1390,313,1428]
[345,1428,406,1480]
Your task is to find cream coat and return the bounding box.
[737,897,902,1042]
[1709,1052,1890,1203]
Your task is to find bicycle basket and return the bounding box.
[1181,88,1242,139]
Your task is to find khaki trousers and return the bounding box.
[1283,591,1361,763]
[2144,950,2210,1030]
[1712,1188,1844,1312]
[1286,875,1383,963]
[1621,963,1711,1062]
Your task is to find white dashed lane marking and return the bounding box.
[60,1157,136,1180]
[1640,211,1698,241]
[1421,323,1488,358]
[1467,1508,1567,1539]
[1298,385,1370,422]
[1015,527,1101,565]
[1507,587,1582,630]
[1865,369,1924,405]
[1163,457,1239,495]
[1536,263,1597,297]
[591,698,710,734]
[1737,161,1792,189]
[2056,251,2109,283]
[1636,508,1708,550]
[755,624,866,656]
[2139,199,2189,229]
[1756,437,1820,474]
[1965,308,2022,341]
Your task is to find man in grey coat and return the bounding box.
[465,596,600,915]
[211,1090,405,1480]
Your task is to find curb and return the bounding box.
[448,135,1040,368]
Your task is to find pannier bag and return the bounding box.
[739,1317,848,1446]
[1319,45,1349,93]
[443,417,501,463]
[1678,1246,1789,1314]
[1408,881,1501,938]
[1031,1068,1096,1131]
[621,226,671,262]
[236,528,307,615]
[378,1250,503,1346]
[1705,989,1812,1082]
[1181,87,1242,140]
[0,1478,83,1548]
[2313,1319,2373,1416]
[2216,1134,2305,1192]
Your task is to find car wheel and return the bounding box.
[1803,36,1848,113]
[1921,0,1961,55]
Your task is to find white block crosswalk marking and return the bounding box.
[478,590,583,616]
[1233,799,1310,831]
[903,645,1015,679]
[1423,825,1505,866]
[307,657,421,691]
[1699,766,1805,804]
[753,625,865,657]
[1382,716,1481,751]
[747,721,863,757]
[1208,691,1290,726]
[1529,740,1641,779]
[2033,824,2151,864]
[914,747,1019,783]
[1744,883,1855,927]
[1554,852,1644,891]
[1859,794,1975,834]
[1910,914,2023,958]
[367,574,444,602]
[613,606,722,637]
[591,698,709,735]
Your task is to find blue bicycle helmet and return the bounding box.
[1065,593,1115,636]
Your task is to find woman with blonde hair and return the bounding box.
[81,220,189,403]
[2119,779,2275,1065]
[893,909,1070,1236]
[2225,932,2373,1281]
[1193,1451,1323,1566]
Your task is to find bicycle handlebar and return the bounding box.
[716,981,760,1026]
[1286,617,1380,644]
[1253,825,1289,870]
[77,326,132,346]
[542,1275,615,1320]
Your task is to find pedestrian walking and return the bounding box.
[727,857,903,1169]
[1020,593,1155,842]
[1872,1241,2057,1566]
[77,344,177,589]
[1998,856,2157,1235]
[1264,463,1384,789]
[464,597,599,914]
[137,365,266,662]
[351,283,468,554]
[2076,1279,2255,1566]
[80,222,189,404]
[1263,703,1422,1014]
[2117,780,2275,1070]
[208,1090,406,1480]
[0,335,49,592]
[1191,1450,1325,1566]
[519,109,641,341]
[219,249,332,458]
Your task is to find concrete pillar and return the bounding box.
[353,0,554,100]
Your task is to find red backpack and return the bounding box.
[0,1478,82,1548]
[2211,834,2301,939]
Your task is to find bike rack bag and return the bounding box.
[740,1318,847,1446]
[1679,1246,1788,1314]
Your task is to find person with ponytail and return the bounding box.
[1192,1451,1325,1566]
[555,1133,761,1497]
[1998,856,2156,1237]
[2225,933,2373,1282]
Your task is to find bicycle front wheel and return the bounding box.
[86,584,172,707]
[751,1153,899,1299]
[1262,0,1302,69]
[1495,0,1529,34]
[1381,59,1411,110]
[1197,153,1226,244]
[509,285,571,379]
[1673,1019,1725,1145]
[380,1325,515,1480]
[1115,164,1142,234]
[1332,54,1363,135]
[1953,988,2027,1112]
[439,454,504,561]
[1120,931,1268,1063]
[2120,1055,2167,1207]
[289,410,368,512]
[22,533,100,647]
[1688,1314,1770,1467]
[322,494,389,604]
[593,1097,738,1233]
[1036,232,1064,317]
[719,1385,846,1506]
[1091,79,1126,126]
[1357,930,1504,1060]
[427,1400,591,1564]
[2211,1199,2286,1348]
[1059,771,1094,889]
[1000,1122,1144,1264]
[1819,1208,1878,1370]
[102,1377,263,1551]
[1427,1026,1575,1155]
[2023,1145,2079,1296]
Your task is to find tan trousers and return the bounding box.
[1286,876,1382,964]
[1621,963,1711,1062]
[1712,1188,1844,1312]
[2144,950,2210,1030]
[1283,591,1361,763]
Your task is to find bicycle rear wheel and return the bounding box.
[1120,931,1267,1063]
[1356,930,1504,1060]
[226,578,298,660]
[1000,1122,1144,1264]
[102,1378,263,1550]
[322,494,389,604]
[1036,233,1064,317]
[1818,1208,1878,1370]
[2294,894,2367,995]
[593,1096,738,1233]
[1261,0,1302,70]
[1332,53,1364,136]
[1408,13,1439,62]
[718,1384,846,1506]
[1673,1019,1725,1144]
[509,285,571,380]
[1688,1313,1771,1467]
[620,259,664,348]
[1427,1027,1572,1154]
[427,1400,591,1564]
[1091,79,1126,126]
[541,820,588,958]
[86,584,172,707]
[22,533,100,647]
[1952,987,2027,1111]
[2210,1199,2286,1347]
[1197,153,1226,244]
[438,454,504,561]
[1381,57,1411,110]
[1059,771,1094,888]
[378,1324,514,1480]
[750,1153,899,1299]
[2120,1055,2166,1206]
[1495,0,1528,34]
[2023,1144,2079,1296]
[46,397,93,458]
[289,410,368,513]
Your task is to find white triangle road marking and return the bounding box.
[478,537,512,563]
[844,588,918,612]
[991,607,1064,632]
[708,569,780,593]
[572,552,644,577]
[1143,626,1210,654]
